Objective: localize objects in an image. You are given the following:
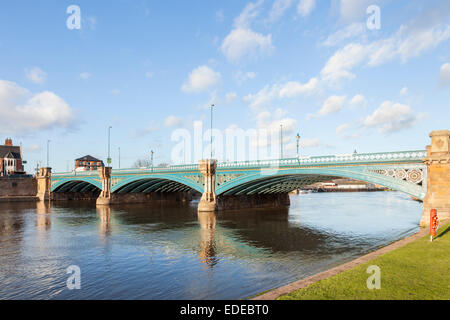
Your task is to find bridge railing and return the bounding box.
[52,150,427,176]
[216,150,427,169]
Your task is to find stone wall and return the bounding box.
[216,193,290,211]
[109,191,193,205]
[52,190,101,201]
[0,177,37,197]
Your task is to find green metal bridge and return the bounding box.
[51,150,428,200]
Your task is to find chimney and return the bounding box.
[4,138,12,146]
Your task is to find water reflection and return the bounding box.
[97,205,111,237]
[0,192,423,300]
[198,212,217,267]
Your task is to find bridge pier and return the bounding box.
[198,159,217,212]
[421,130,450,227]
[36,167,52,201]
[96,166,112,206]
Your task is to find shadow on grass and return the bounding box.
[435,225,450,240]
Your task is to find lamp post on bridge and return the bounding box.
[118,147,121,169]
[46,140,50,167]
[107,126,112,167]
[210,104,214,159]
[150,150,154,172]
[296,133,300,157]
[279,124,283,159]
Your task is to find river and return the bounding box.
[0,191,422,299]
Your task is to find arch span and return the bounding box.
[52,178,102,192]
[111,174,204,194]
[216,166,426,200]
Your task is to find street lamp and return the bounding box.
[296,133,300,157]
[118,147,121,169]
[150,150,154,172]
[107,126,112,167]
[210,104,214,159]
[279,124,283,159]
[46,140,50,167]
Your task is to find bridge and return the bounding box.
[36,130,450,227]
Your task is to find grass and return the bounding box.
[278,222,450,300]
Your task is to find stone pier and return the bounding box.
[421,130,450,227]
[36,167,52,201]
[96,166,112,206]
[198,159,218,212]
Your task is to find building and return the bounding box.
[75,155,104,171]
[0,138,24,176]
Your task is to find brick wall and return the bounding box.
[0,177,37,197]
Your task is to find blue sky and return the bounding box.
[0,0,449,172]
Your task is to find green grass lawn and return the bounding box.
[279,222,450,300]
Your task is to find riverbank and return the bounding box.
[0,196,38,202]
[254,220,450,300]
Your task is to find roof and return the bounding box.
[75,155,103,162]
[0,145,21,159]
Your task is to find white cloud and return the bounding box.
[234,0,264,28]
[322,23,365,47]
[164,115,183,128]
[26,144,41,152]
[78,72,92,80]
[135,120,160,137]
[215,10,225,23]
[336,123,350,135]
[235,70,257,84]
[339,0,375,21]
[297,0,316,17]
[25,67,47,84]
[299,138,320,148]
[349,94,366,108]
[309,95,346,118]
[244,78,318,110]
[110,89,120,95]
[145,71,154,79]
[268,0,293,23]
[244,85,277,110]
[182,65,221,93]
[439,62,450,86]
[221,28,273,63]
[320,43,369,83]
[400,86,408,96]
[320,17,450,84]
[363,101,423,133]
[279,77,318,98]
[0,80,77,134]
[225,92,238,103]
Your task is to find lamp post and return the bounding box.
[118,147,121,169]
[296,133,300,157]
[210,104,214,159]
[150,150,154,172]
[46,140,50,167]
[279,124,283,159]
[107,126,112,167]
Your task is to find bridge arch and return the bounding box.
[51,178,102,192]
[111,174,204,194]
[216,167,426,200]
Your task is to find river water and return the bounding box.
[0,192,422,300]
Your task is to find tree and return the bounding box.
[133,159,151,168]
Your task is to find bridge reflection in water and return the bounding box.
[0,192,422,299]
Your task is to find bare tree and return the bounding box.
[133,159,151,168]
